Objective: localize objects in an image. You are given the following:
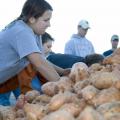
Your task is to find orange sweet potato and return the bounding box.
[69,62,89,83]
[41,81,59,96]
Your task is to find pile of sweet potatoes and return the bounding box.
[1,48,120,120]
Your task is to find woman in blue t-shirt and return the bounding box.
[0,0,70,106]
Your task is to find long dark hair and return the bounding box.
[17,0,53,22]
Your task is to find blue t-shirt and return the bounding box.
[0,20,42,84]
[103,49,113,57]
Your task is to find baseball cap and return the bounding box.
[111,35,119,41]
[78,20,90,29]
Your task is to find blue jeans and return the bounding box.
[0,92,11,106]
[31,76,42,92]
[0,76,41,106]
[0,87,20,106]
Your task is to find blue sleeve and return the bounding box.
[11,30,41,59]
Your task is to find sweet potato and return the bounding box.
[107,113,120,120]
[15,118,27,120]
[48,91,77,112]
[97,101,120,116]
[91,87,120,107]
[0,106,16,120]
[41,81,59,96]
[25,90,40,103]
[80,85,99,101]
[57,76,74,92]
[15,109,25,118]
[41,110,75,120]
[88,63,104,73]
[103,53,120,65]
[23,103,46,120]
[89,71,120,89]
[69,62,89,83]
[77,106,105,120]
[60,102,81,117]
[32,94,51,105]
[15,94,28,109]
[73,79,90,94]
